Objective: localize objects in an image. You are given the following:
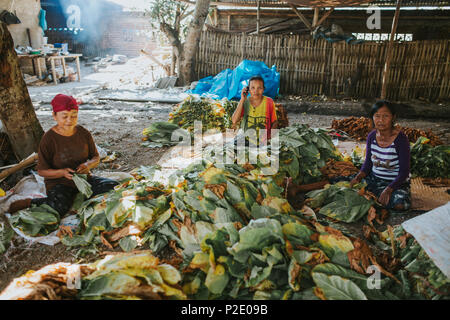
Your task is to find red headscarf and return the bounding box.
[51,94,79,113]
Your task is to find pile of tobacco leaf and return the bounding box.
[410,137,450,179]
[0,252,186,300]
[331,117,443,146]
[168,96,236,132]
[6,174,93,238]
[2,125,448,300]
[141,121,187,148]
[167,95,288,133]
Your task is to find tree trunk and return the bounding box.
[0,22,44,160]
[178,0,211,86]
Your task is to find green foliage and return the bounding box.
[8,204,60,237]
[73,174,93,198]
[0,220,14,254]
[306,182,373,223]
[147,0,193,43]
[410,137,450,178]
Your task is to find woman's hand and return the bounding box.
[76,162,90,174]
[378,187,393,206]
[350,172,365,188]
[76,156,100,175]
[241,86,249,101]
[60,168,75,180]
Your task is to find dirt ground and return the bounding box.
[1,57,449,292]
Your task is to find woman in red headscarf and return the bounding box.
[8,94,118,215]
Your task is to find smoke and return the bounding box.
[58,0,123,42]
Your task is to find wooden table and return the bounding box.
[17,53,83,85]
[17,54,44,79]
[46,53,82,85]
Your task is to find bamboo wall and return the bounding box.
[196,31,450,101]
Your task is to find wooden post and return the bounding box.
[381,0,402,99]
[227,15,231,31]
[214,7,218,26]
[51,58,57,85]
[75,56,81,82]
[257,0,260,34]
[62,57,67,76]
[37,57,42,79]
[312,7,319,27]
[241,32,246,61]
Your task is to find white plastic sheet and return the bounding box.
[402,202,450,278]
[0,172,46,215]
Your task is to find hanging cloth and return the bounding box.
[38,8,47,32]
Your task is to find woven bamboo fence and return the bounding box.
[196,30,450,101]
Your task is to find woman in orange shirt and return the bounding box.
[232,75,278,143]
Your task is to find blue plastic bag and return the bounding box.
[188,60,280,100]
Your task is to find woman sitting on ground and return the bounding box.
[350,100,411,210]
[9,94,118,215]
[231,75,278,144]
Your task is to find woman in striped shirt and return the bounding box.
[350,100,411,210]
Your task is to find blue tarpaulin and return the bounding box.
[188,60,280,100]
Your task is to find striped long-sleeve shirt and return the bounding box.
[360,130,410,190]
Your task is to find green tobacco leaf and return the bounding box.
[282,222,314,247]
[226,180,243,204]
[157,264,181,285]
[119,236,138,252]
[0,221,14,254]
[251,204,278,219]
[292,250,313,264]
[135,165,161,180]
[205,264,230,295]
[312,263,390,299]
[228,219,284,263]
[312,272,368,300]
[80,273,140,297]
[132,204,155,229]
[73,174,93,198]
[319,189,372,223]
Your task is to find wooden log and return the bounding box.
[312,7,319,27]
[0,153,38,183]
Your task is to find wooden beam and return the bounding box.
[312,7,319,27]
[214,7,218,26]
[289,4,312,30]
[315,7,335,27]
[248,18,295,34]
[381,0,402,99]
